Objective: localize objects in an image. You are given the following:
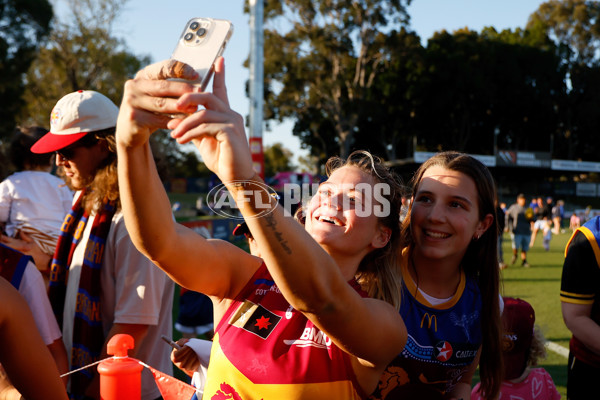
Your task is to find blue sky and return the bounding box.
[57,0,548,164]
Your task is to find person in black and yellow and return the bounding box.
[561,215,600,399]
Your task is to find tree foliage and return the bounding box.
[19,0,149,127]
[260,0,412,160]
[257,0,600,163]
[415,28,566,155]
[263,142,294,177]
[0,0,52,143]
[527,0,600,66]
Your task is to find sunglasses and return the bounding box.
[55,134,99,161]
[55,147,78,161]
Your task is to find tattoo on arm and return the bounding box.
[264,213,292,255]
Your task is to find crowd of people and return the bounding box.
[0,57,596,400]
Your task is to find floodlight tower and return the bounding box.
[249,0,264,178]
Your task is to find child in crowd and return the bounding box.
[0,127,72,258]
[542,218,553,251]
[530,216,552,251]
[471,297,560,400]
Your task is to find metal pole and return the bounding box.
[249,0,265,178]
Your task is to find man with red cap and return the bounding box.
[4,90,174,400]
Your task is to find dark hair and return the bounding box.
[9,126,53,170]
[324,150,404,310]
[401,151,502,399]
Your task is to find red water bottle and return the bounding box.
[97,334,143,400]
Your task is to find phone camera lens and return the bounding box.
[189,22,199,31]
[196,28,207,37]
[184,32,194,41]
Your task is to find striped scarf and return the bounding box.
[48,191,116,399]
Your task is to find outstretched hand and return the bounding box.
[117,57,254,183]
[167,57,253,182]
[117,59,199,148]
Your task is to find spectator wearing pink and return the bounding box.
[472,297,560,399]
[569,212,581,232]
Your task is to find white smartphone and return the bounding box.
[170,17,234,90]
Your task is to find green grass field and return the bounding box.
[499,229,572,398]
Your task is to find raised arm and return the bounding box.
[115,60,259,300]
[165,58,406,374]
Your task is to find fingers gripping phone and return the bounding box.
[170,17,234,91]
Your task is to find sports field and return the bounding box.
[499,229,572,398]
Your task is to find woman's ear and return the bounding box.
[476,213,494,238]
[372,225,392,249]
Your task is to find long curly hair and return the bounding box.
[58,128,119,213]
[321,150,405,310]
[400,151,503,399]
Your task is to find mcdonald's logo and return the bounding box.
[421,313,438,331]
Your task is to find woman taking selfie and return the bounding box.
[115,57,407,399]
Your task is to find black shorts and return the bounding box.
[568,351,600,399]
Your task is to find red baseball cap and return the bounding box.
[31,90,118,154]
[502,297,535,380]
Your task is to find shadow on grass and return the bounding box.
[501,278,561,283]
[546,336,571,342]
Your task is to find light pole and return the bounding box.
[249,0,264,178]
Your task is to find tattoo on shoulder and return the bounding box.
[264,214,292,255]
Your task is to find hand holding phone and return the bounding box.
[170,17,234,91]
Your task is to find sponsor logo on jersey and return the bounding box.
[285,305,294,320]
[421,312,438,331]
[229,300,281,339]
[455,349,478,359]
[434,341,453,362]
[253,278,281,296]
[283,327,332,349]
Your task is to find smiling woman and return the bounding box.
[115,58,408,399]
[369,151,503,400]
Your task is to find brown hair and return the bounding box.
[9,126,53,171]
[324,150,404,310]
[401,151,502,399]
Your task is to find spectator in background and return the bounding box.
[561,215,600,399]
[0,127,73,269]
[569,212,581,232]
[544,196,553,219]
[505,194,534,268]
[471,297,560,400]
[533,196,545,221]
[552,200,563,234]
[530,215,553,251]
[4,90,174,400]
[497,198,506,269]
